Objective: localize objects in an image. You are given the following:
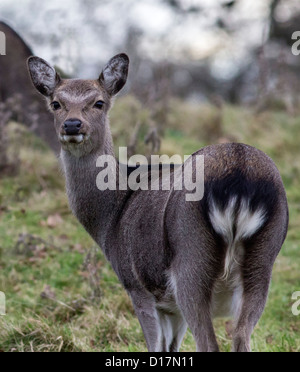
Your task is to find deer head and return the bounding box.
[27,54,129,157]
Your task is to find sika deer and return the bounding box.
[27,54,289,352]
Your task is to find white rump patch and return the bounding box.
[209,196,238,247]
[236,199,266,240]
[209,197,266,280]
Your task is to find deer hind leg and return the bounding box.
[170,261,221,352]
[177,292,219,352]
[156,303,188,352]
[232,269,272,352]
[130,289,163,352]
[167,313,188,352]
[232,233,283,352]
[131,289,187,352]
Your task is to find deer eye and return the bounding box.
[51,101,61,111]
[94,101,105,110]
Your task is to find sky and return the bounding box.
[0,0,294,79]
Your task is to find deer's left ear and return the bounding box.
[99,53,129,96]
[27,56,61,97]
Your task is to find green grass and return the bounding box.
[0,98,299,352]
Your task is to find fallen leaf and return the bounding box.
[79,271,90,279]
[73,244,85,253]
[40,285,56,300]
[46,214,63,229]
[59,234,69,241]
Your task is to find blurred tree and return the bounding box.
[269,0,300,46]
[1,0,299,108]
[222,1,236,9]
[162,0,202,14]
[0,21,60,153]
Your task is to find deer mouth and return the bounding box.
[59,134,86,144]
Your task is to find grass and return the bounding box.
[0,97,299,352]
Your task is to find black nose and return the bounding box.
[64,119,82,135]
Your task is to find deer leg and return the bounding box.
[167,312,188,352]
[232,237,279,352]
[171,270,220,352]
[130,289,162,352]
[179,300,219,352]
[232,277,271,352]
[156,307,188,352]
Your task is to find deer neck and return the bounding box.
[60,126,126,249]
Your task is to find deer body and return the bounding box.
[28,54,289,352]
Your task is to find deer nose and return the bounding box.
[64,119,82,135]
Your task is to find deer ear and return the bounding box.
[99,53,129,96]
[27,56,61,97]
